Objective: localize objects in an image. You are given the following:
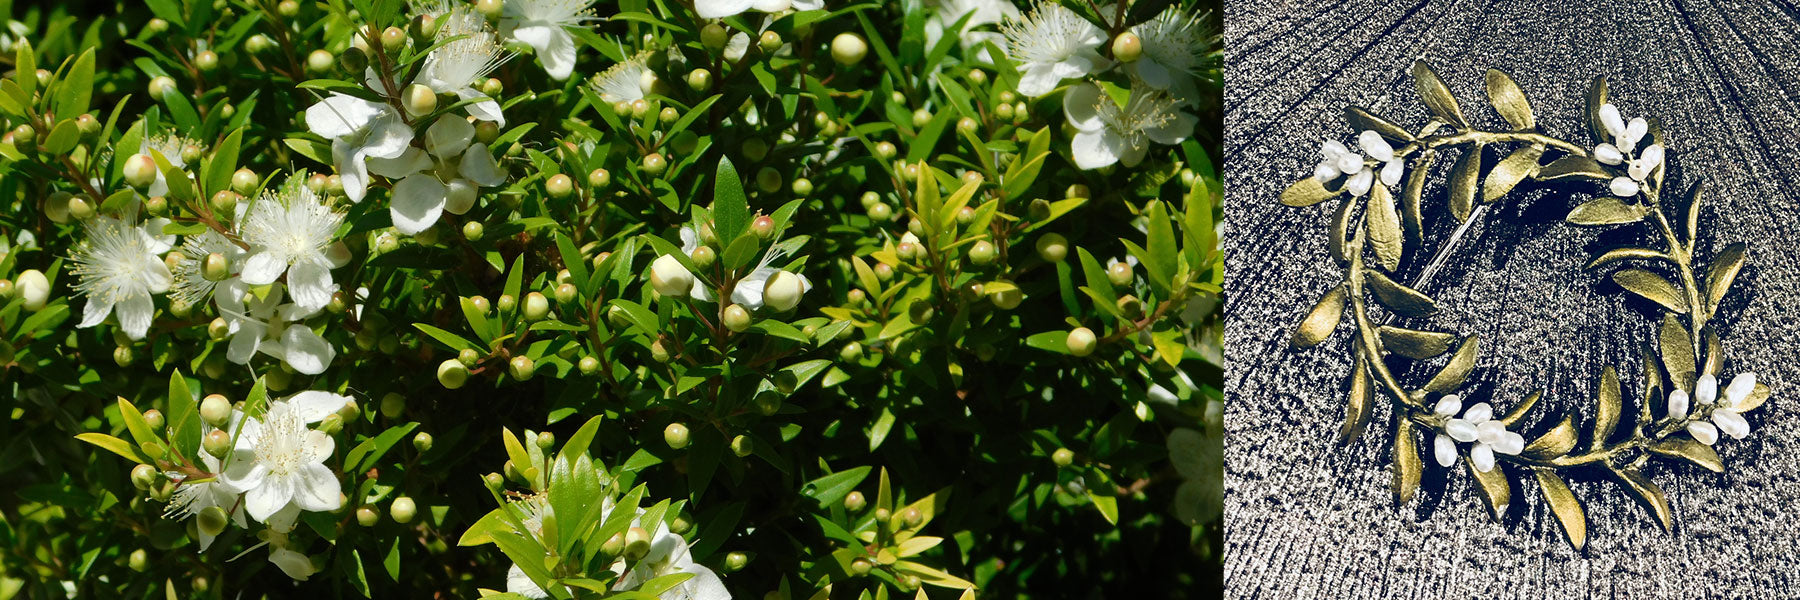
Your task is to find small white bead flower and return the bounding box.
[164,409,250,551]
[305,93,415,203]
[1063,82,1196,170]
[237,180,345,312]
[171,229,245,311]
[696,0,821,19]
[217,392,351,526]
[501,0,596,80]
[611,523,732,600]
[591,52,653,105]
[380,115,507,234]
[1679,372,1759,444]
[221,284,336,375]
[416,7,511,125]
[1127,6,1209,106]
[71,215,174,340]
[1593,103,1663,198]
[1432,395,1525,473]
[1002,2,1110,97]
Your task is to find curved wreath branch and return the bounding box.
[1277,61,1771,551]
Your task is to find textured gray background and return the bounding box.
[1224,1,1800,597]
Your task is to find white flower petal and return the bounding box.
[1493,432,1525,455]
[1062,83,1104,131]
[1725,372,1757,408]
[694,0,757,18]
[367,147,432,179]
[1668,389,1690,419]
[1313,162,1341,185]
[452,87,505,125]
[1016,62,1062,98]
[336,141,373,203]
[291,463,342,512]
[1687,420,1718,445]
[286,391,352,423]
[539,29,578,80]
[1446,419,1479,443]
[1070,129,1123,170]
[1594,143,1624,165]
[1358,131,1394,162]
[239,251,286,285]
[227,319,267,364]
[305,94,384,139]
[1624,117,1648,149]
[1345,168,1373,197]
[1713,409,1750,439]
[1465,402,1493,424]
[244,472,295,521]
[507,564,550,599]
[287,262,334,312]
[1433,433,1457,467]
[1609,176,1639,197]
[1380,159,1405,187]
[1599,103,1625,139]
[268,546,315,581]
[116,293,155,340]
[1476,420,1507,445]
[1695,373,1718,405]
[280,324,335,375]
[1434,394,1462,416]
[390,175,449,235]
[426,115,476,159]
[459,143,506,187]
[78,297,114,329]
[1471,443,1495,473]
[363,116,416,160]
[1131,58,1172,89]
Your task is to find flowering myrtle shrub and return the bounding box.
[0,0,1218,596]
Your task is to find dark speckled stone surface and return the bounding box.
[1225,1,1800,597]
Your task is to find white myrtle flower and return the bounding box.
[925,0,1020,62]
[1063,82,1196,170]
[265,530,318,581]
[221,284,336,375]
[612,527,731,600]
[218,392,351,526]
[592,52,653,105]
[238,180,344,312]
[165,409,252,551]
[304,93,415,203]
[415,7,511,125]
[1592,103,1663,198]
[504,495,556,599]
[1001,2,1109,97]
[501,0,596,80]
[1128,6,1210,107]
[695,0,822,20]
[380,115,507,234]
[1431,395,1525,473]
[137,135,202,199]
[1678,372,1759,445]
[1357,130,1406,188]
[71,215,173,340]
[171,229,246,310]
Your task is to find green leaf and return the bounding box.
[1448,144,1481,222]
[14,39,35,104]
[1422,335,1480,394]
[800,465,872,508]
[711,157,750,246]
[202,127,244,198]
[414,323,477,352]
[1703,242,1746,315]
[53,48,96,126]
[43,120,79,155]
[75,433,151,464]
[1481,144,1543,202]
[1087,491,1118,525]
[1344,106,1413,142]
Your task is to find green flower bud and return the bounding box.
[790,177,813,197]
[402,83,437,117]
[642,152,668,175]
[211,190,239,216]
[755,166,781,193]
[1107,260,1134,287]
[148,76,178,101]
[356,505,380,527]
[318,413,344,436]
[246,34,273,54]
[437,360,469,389]
[912,108,932,128]
[725,551,749,572]
[859,191,881,208]
[751,215,776,240]
[129,549,149,572]
[146,17,169,35]
[114,346,135,367]
[956,116,979,136]
[742,138,768,162]
[903,507,923,527]
[508,355,535,380]
[224,169,258,197]
[1051,447,1075,467]
[305,50,334,76]
[844,491,867,512]
[839,341,863,362]
[990,283,1023,310]
[412,431,433,453]
[830,32,868,66]
[483,472,505,492]
[1116,294,1144,319]
[1028,197,1052,221]
[390,497,417,523]
[650,255,694,298]
[131,463,157,489]
[1065,183,1089,199]
[380,392,406,419]
[588,167,611,189]
[995,102,1015,120]
[658,106,679,125]
[522,292,549,321]
[1111,31,1143,62]
[701,22,730,52]
[873,262,894,282]
[207,317,231,341]
[555,282,577,305]
[476,0,503,20]
[874,141,897,160]
[1065,327,1097,357]
[897,574,921,591]
[380,26,408,54]
[730,434,753,457]
[723,304,751,332]
[624,526,653,560]
[277,0,300,16]
[630,98,650,120]
[480,77,503,97]
[1035,232,1068,262]
[664,422,690,449]
[123,154,158,189]
[199,428,232,459]
[757,30,782,53]
[197,505,229,537]
[756,394,781,415]
[462,221,484,241]
[850,557,873,576]
[866,202,892,222]
[690,245,716,269]
[578,355,600,375]
[66,196,94,220]
[545,173,573,198]
[495,294,515,314]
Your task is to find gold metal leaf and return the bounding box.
[1402,151,1434,245]
[1702,328,1722,382]
[1482,144,1545,202]
[1738,382,1771,413]
[1377,326,1456,360]
[1367,183,1404,271]
[1282,176,1342,207]
[1648,437,1724,473]
[1659,315,1696,392]
[1704,242,1746,315]
[1338,357,1372,446]
[1448,145,1481,222]
[1536,155,1611,182]
[1523,413,1577,458]
[1612,269,1688,313]
[1610,467,1672,533]
[1567,197,1648,226]
[1639,342,1662,427]
[1364,270,1437,317]
[1328,195,1357,266]
[1291,286,1347,348]
[1499,390,1541,428]
[1682,179,1705,243]
[1535,469,1587,551]
[1469,461,1511,522]
[1393,418,1422,506]
[1485,69,1535,131]
[1412,60,1467,127]
[1422,334,1480,394]
[1584,247,1668,270]
[1584,76,1610,145]
[1592,366,1621,450]
[1345,106,1414,142]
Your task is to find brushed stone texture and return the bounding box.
[1225,1,1800,597]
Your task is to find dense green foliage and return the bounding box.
[0,0,1219,597]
